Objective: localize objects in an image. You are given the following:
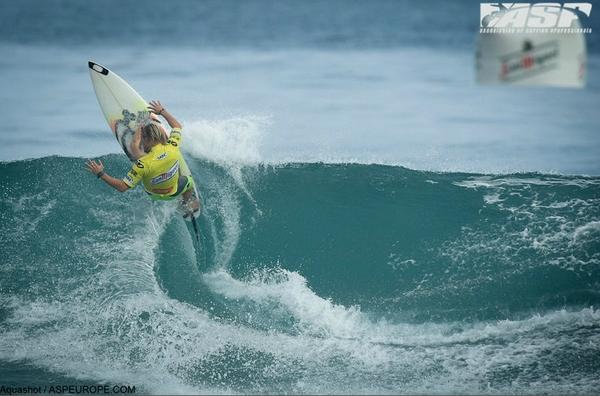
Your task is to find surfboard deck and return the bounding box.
[88,61,201,221]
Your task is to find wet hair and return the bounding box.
[142,123,167,146]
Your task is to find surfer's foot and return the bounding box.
[183,202,200,218]
[183,205,200,219]
[181,190,201,218]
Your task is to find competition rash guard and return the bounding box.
[122,127,183,197]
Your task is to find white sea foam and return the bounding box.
[183,116,267,167]
[483,192,503,204]
[454,176,600,189]
[572,220,600,241]
[204,268,365,338]
[3,257,599,394]
[1,191,57,241]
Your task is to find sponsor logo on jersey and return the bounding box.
[150,161,179,185]
[124,175,134,185]
[156,153,167,160]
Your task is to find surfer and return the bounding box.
[85,100,200,216]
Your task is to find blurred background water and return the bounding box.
[0,0,598,174]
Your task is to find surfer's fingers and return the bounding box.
[147,102,158,113]
[85,159,101,172]
[148,100,162,110]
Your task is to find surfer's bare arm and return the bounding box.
[129,127,145,159]
[85,159,129,192]
[148,100,182,129]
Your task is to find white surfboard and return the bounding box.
[88,61,201,221]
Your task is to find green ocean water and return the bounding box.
[1,155,599,394]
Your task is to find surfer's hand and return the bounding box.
[85,159,104,176]
[148,100,165,115]
[149,101,181,129]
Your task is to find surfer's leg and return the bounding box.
[182,189,200,213]
[175,175,200,217]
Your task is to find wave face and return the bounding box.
[1,155,600,394]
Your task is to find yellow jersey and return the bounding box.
[122,128,183,196]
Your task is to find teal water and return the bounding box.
[1,155,599,394]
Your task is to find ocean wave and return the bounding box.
[1,156,599,393]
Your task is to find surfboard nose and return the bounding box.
[88,61,109,76]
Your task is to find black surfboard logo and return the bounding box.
[88,61,109,76]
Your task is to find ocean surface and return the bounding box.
[1,1,599,394]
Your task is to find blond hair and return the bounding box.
[142,123,167,146]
